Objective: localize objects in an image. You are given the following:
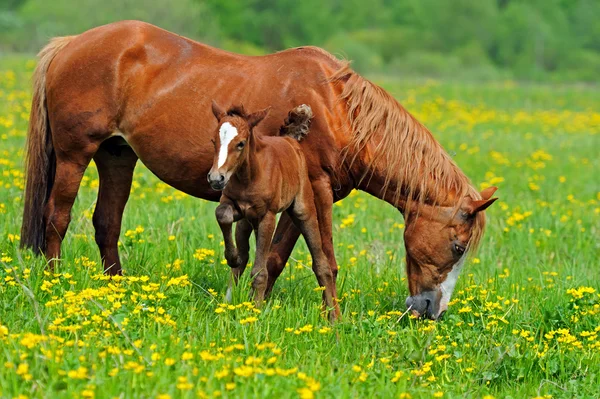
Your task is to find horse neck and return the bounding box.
[352,133,467,214]
[234,133,264,185]
[332,67,475,213]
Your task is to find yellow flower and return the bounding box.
[164,358,176,366]
[297,388,314,399]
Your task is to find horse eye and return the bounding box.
[237,141,245,150]
[454,244,465,255]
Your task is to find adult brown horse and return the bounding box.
[20,20,497,320]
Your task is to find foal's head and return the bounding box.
[208,101,270,190]
[403,186,497,320]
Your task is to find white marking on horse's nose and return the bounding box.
[439,256,466,314]
[218,122,238,168]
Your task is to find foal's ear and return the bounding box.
[212,100,226,121]
[247,107,271,129]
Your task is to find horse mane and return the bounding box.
[329,64,486,252]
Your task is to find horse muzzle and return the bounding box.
[207,171,227,191]
[405,290,444,320]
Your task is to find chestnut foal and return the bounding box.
[208,102,340,320]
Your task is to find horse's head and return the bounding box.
[403,186,498,320]
[208,101,270,190]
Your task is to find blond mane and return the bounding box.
[329,64,486,252]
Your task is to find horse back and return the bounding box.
[43,20,352,197]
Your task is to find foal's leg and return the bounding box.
[225,219,252,302]
[45,146,99,269]
[290,184,341,321]
[92,141,138,275]
[264,213,301,298]
[250,212,276,305]
[215,197,243,268]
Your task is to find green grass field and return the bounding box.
[1,57,598,399]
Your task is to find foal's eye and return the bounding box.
[454,244,466,256]
[237,141,245,150]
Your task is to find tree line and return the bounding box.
[1,0,598,81]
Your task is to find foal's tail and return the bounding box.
[21,36,75,254]
[279,104,313,141]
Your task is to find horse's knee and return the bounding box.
[215,204,234,225]
[45,209,71,238]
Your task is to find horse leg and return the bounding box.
[92,141,138,275]
[311,179,340,294]
[225,219,252,302]
[264,212,301,298]
[250,212,276,305]
[289,186,340,321]
[44,147,98,269]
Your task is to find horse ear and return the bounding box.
[480,186,498,200]
[212,100,226,121]
[466,197,498,215]
[248,107,271,129]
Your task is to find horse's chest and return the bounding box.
[236,199,268,222]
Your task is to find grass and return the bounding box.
[0,56,599,399]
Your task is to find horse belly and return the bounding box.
[115,129,219,200]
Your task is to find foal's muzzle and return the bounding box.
[207,171,227,191]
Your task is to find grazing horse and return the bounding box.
[208,102,339,319]
[20,20,497,320]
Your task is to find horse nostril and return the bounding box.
[219,174,225,182]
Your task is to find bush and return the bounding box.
[323,33,384,74]
[1,0,217,52]
[557,50,600,82]
[219,39,266,56]
[387,51,461,78]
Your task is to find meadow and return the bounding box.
[0,56,598,398]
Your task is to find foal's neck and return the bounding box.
[234,134,265,185]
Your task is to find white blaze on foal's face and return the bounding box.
[217,122,238,168]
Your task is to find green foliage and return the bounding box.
[1,0,599,81]
[0,0,218,52]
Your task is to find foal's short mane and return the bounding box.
[225,105,249,118]
[329,64,485,252]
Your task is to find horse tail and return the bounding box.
[21,35,75,254]
[279,104,313,142]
